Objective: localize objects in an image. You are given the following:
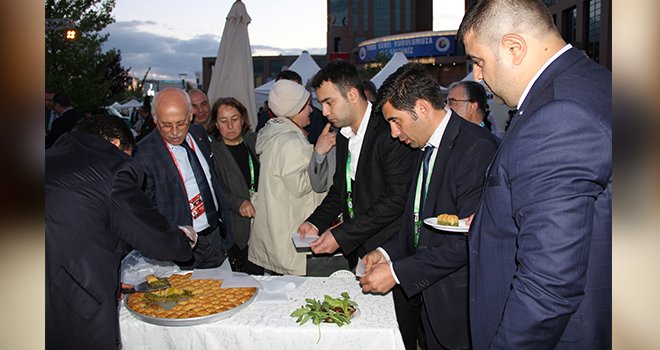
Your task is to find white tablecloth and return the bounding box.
[119,276,405,349]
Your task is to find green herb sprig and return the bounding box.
[290,292,358,342]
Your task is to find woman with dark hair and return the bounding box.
[209,97,263,274]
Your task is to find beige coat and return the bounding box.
[248,117,326,275]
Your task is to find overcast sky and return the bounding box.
[103,0,463,81]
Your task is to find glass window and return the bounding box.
[561,6,577,44]
[363,0,369,33]
[405,0,411,32]
[373,1,390,36]
[395,0,401,32]
[253,60,263,75]
[330,0,348,27]
[353,0,359,32]
[269,59,284,80]
[585,0,601,63]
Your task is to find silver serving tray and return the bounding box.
[124,287,259,327]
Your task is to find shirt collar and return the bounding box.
[59,106,73,116]
[517,44,572,109]
[424,109,452,150]
[340,102,372,139]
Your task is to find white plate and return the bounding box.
[423,217,469,233]
[329,270,356,279]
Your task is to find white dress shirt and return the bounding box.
[339,102,373,181]
[168,135,218,232]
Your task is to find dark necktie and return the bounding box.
[180,140,219,228]
[420,145,435,211]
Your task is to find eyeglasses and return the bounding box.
[446,98,472,107]
[157,120,190,132]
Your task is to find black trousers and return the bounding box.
[227,243,264,275]
[177,226,226,269]
[393,285,422,350]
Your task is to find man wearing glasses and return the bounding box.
[446,81,503,142]
[135,88,234,269]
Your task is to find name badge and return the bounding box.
[189,193,206,219]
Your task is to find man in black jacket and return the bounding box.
[360,63,498,349]
[297,60,417,347]
[46,92,84,148]
[46,115,195,349]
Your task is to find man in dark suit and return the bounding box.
[46,92,84,148]
[46,115,195,349]
[359,63,498,349]
[297,60,416,345]
[45,87,57,133]
[458,0,612,348]
[135,88,234,269]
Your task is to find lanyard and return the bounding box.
[345,152,354,219]
[245,141,256,195]
[413,148,436,247]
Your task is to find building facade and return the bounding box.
[327,0,433,60]
[357,30,467,87]
[465,0,611,69]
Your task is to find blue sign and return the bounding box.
[358,35,456,63]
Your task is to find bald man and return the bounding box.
[135,88,234,269]
[459,0,611,348]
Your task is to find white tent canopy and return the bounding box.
[254,50,321,109]
[370,52,409,89]
[108,101,123,109]
[120,99,142,109]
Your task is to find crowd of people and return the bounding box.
[45,0,611,349]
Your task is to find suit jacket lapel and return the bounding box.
[474,48,587,223]
[353,113,378,183]
[423,114,459,218]
[484,49,584,184]
[520,48,586,121]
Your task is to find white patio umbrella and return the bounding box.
[207,0,257,130]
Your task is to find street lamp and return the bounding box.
[178,73,188,90]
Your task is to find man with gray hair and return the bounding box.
[447,80,503,142]
[135,88,234,269]
[446,81,489,127]
[459,0,611,348]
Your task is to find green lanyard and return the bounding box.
[346,152,354,219]
[413,149,436,247]
[245,141,256,195]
